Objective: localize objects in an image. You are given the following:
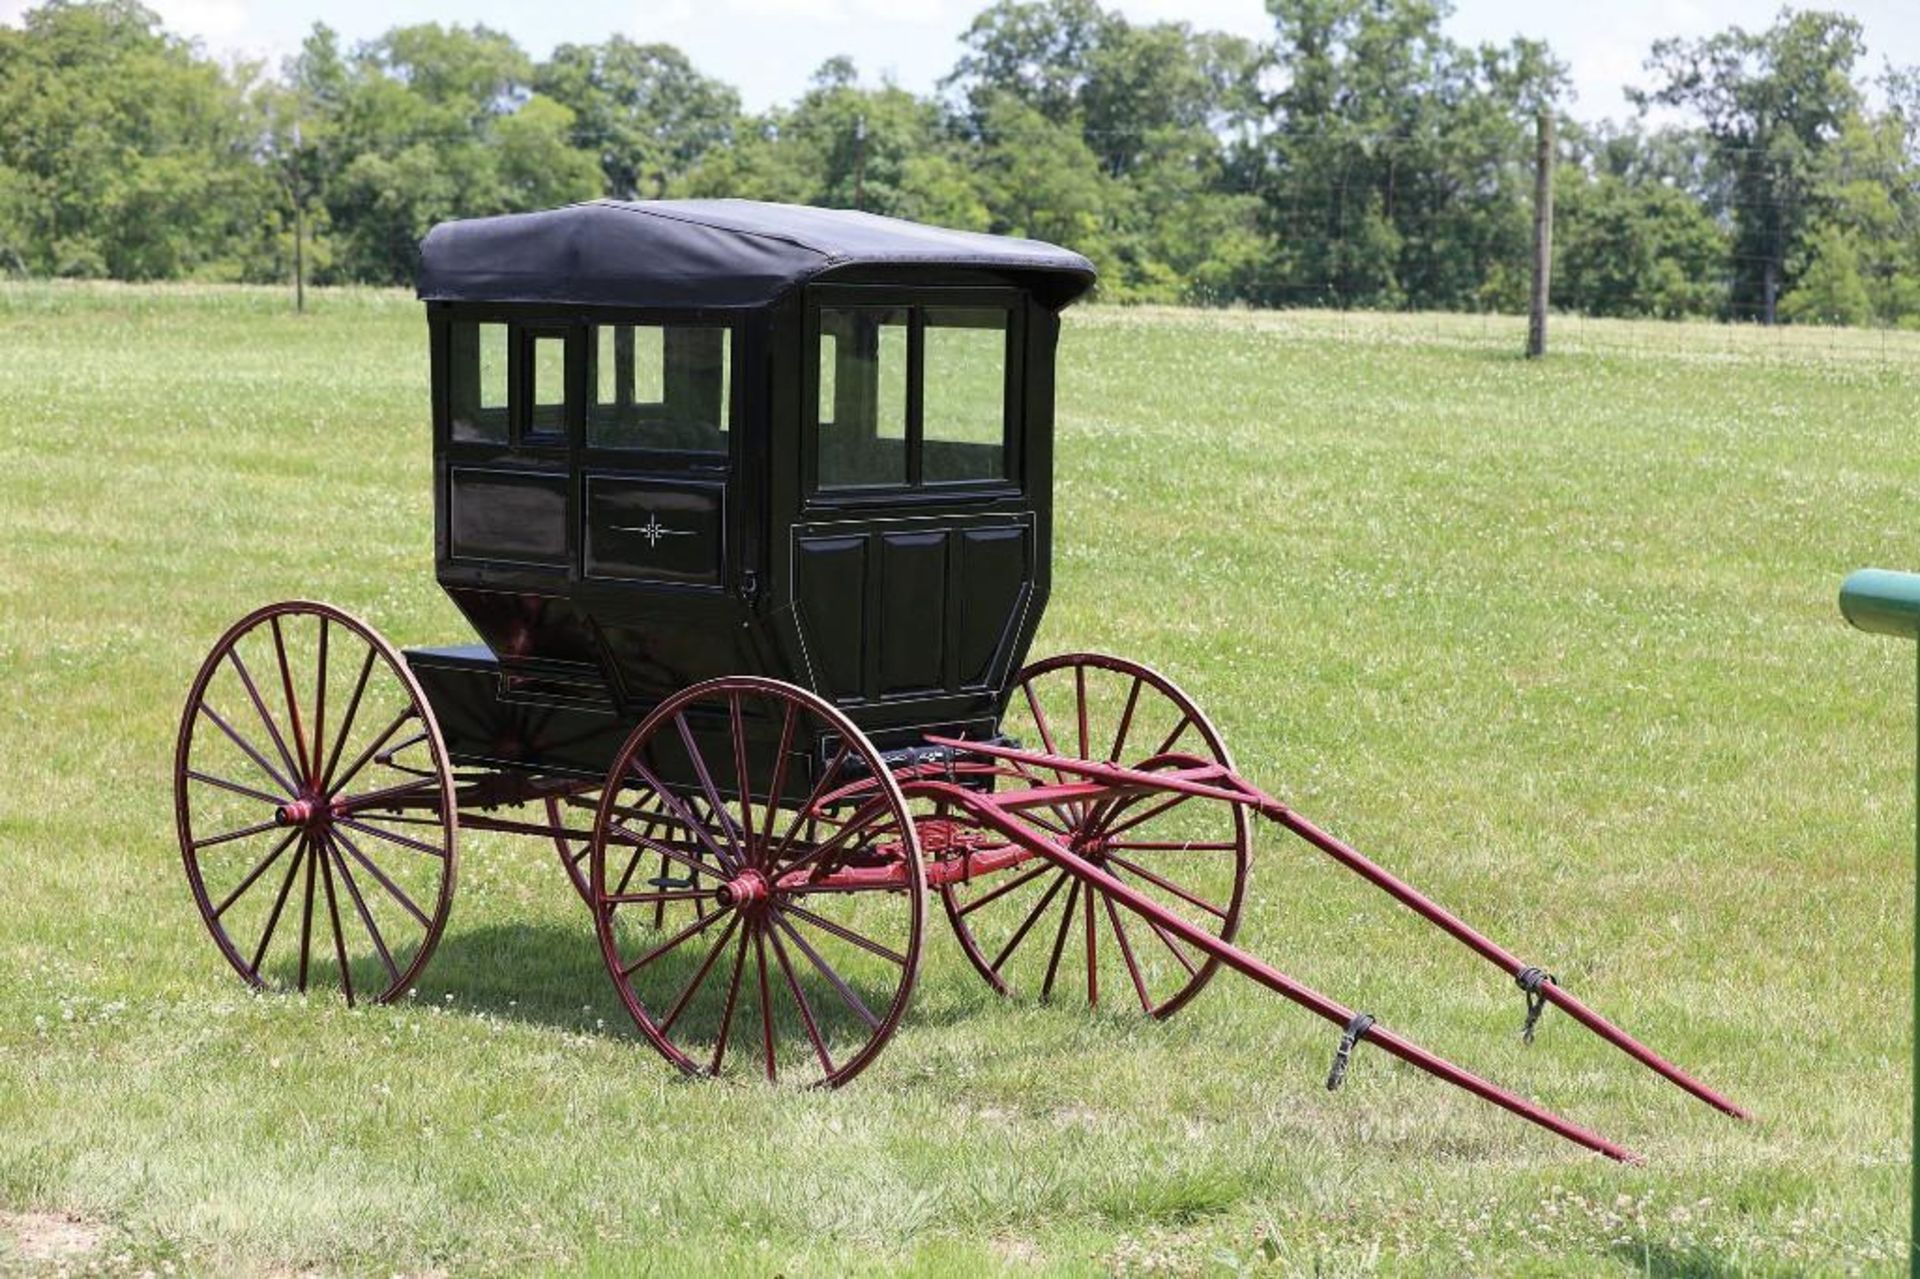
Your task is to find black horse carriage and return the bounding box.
[175,200,1743,1158]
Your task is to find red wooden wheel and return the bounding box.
[174,601,458,1005]
[939,652,1250,1018]
[590,677,924,1087]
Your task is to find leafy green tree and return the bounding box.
[1554,170,1727,317]
[536,38,738,198]
[281,21,600,283]
[1633,9,1865,322]
[1249,0,1565,311]
[0,0,278,279]
[1780,219,1871,324]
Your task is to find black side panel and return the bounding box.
[448,468,569,566]
[877,531,947,695]
[584,477,726,586]
[792,534,868,702]
[956,524,1031,688]
[789,514,1033,707]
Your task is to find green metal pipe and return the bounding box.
[1841,568,1920,640]
[1838,567,1920,1263]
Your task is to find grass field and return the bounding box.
[0,283,1916,1276]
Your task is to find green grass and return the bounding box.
[0,282,1915,1276]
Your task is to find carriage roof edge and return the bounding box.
[416,199,1099,312]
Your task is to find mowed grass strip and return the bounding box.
[0,282,1914,1276]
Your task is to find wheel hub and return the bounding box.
[275,794,332,833]
[715,869,771,910]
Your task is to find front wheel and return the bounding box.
[590,677,924,1087]
[939,652,1251,1018]
[174,601,458,1005]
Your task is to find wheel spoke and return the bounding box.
[317,834,354,1006]
[676,713,743,864]
[761,700,799,868]
[334,815,446,859]
[335,777,440,814]
[755,926,777,1081]
[708,924,752,1075]
[1139,911,1199,977]
[1104,893,1153,1014]
[629,760,739,876]
[327,708,415,799]
[1041,879,1081,1000]
[729,694,756,855]
[608,820,717,883]
[269,616,312,789]
[187,769,284,807]
[333,826,432,929]
[326,834,400,984]
[768,923,834,1076]
[779,901,907,967]
[767,739,852,868]
[770,910,880,1030]
[768,794,894,880]
[297,831,318,992]
[198,703,297,797]
[211,828,301,918]
[1153,715,1193,758]
[192,817,284,851]
[956,862,1051,917]
[619,908,727,978]
[311,617,330,786]
[990,871,1069,974]
[1098,789,1196,841]
[248,837,307,977]
[1108,675,1143,764]
[319,645,379,790]
[1083,873,1098,1007]
[225,648,302,789]
[1105,854,1228,919]
[658,912,742,1035]
[604,888,719,906]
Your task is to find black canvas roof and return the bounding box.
[417,199,1097,311]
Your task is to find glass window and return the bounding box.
[588,324,730,454]
[528,334,567,438]
[448,321,509,444]
[817,307,909,489]
[923,308,1008,483]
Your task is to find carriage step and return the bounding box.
[648,875,697,890]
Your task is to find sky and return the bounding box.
[4,0,1917,123]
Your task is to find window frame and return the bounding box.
[801,285,1023,503]
[583,316,739,467]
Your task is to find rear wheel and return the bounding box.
[939,653,1250,1018]
[591,677,924,1087]
[174,601,457,1005]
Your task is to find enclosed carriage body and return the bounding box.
[405,200,1095,791]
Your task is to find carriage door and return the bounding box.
[575,319,737,703]
[794,289,1037,711]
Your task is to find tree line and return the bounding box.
[2,0,1916,326]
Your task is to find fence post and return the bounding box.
[1526,111,1553,359]
[1838,567,1920,1258]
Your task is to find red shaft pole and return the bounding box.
[1267,806,1752,1122]
[908,782,1643,1165]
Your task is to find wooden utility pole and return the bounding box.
[291,118,306,314]
[1526,110,1553,359]
[853,115,868,212]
